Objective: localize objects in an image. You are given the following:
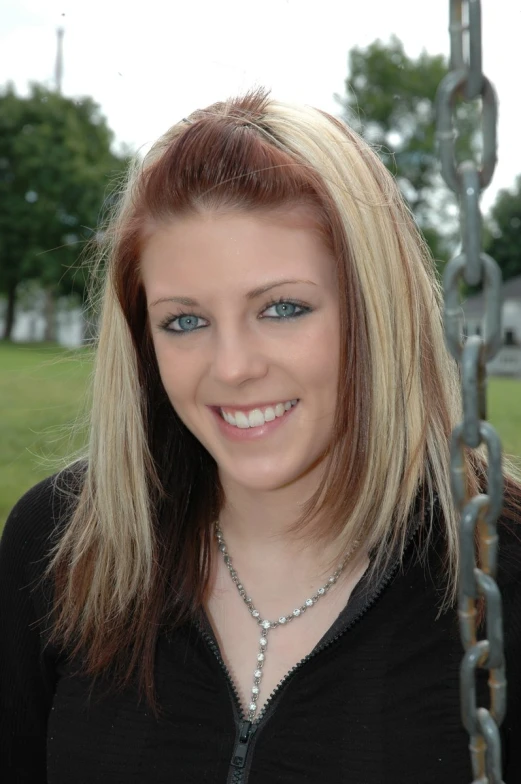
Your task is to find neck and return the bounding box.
[216,471,346,584]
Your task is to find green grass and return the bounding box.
[0,342,92,528]
[487,377,521,462]
[1,342,520,530]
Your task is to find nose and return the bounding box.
[210,324,269,386]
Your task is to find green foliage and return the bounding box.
[0,83,129,336]
[484,175,521,281]
[338,36,478,265]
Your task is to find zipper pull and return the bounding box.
[231,720,254,769]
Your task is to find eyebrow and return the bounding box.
[149,279,317,309]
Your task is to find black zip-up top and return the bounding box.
[1,476,521,783]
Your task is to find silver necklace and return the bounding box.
[215,522,359,721]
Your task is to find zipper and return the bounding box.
[198,517,422,783]
[229,720,257,783]
[195,622,256,784]
[196,620,244,717]
[197,557,401,784]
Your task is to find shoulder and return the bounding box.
[416,492,521,592]
[0,463,85,578]
[0,468,85,763]
[498,518,521,589]
[498,478,521,588]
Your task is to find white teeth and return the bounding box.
[235,411,250,429]
[248,409,265,427]
[220,400,298,429]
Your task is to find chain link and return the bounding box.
[437,2,506,781]
[449,0,483,100]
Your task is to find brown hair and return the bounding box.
[48,88,520,708]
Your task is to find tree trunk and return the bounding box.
[2,281,17,340]
[43,286,57,342]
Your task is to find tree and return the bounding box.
[484,175,521,281]
[0,83,129,340]
[337,36,478,265]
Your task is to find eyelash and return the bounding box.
[158,297,312,334]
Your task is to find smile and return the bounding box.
[219,399,298,429]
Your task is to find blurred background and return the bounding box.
[1,0,520,528]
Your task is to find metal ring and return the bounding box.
[443,253,503,362]
[461,335,484,447]
[450,422,503,520]
[460,163,483,286]
[460,640,489,734]
[474,569,504,670]
[436,70,498,192]
[477,708,506,783]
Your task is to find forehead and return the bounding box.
[140,206,336,295]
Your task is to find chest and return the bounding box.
[46,564,488,784]
[204,557,369,718]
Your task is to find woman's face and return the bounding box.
[141,205,341,495]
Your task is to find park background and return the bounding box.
[1,0,520,528]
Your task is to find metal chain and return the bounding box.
[436,3,506,782]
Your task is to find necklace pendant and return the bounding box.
[249,667,264,720]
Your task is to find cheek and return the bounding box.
[153,342,200,408]
[298,322,340,397]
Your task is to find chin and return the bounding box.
[220,459,320,494]
[237,476,295,493]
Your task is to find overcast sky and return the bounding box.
[2,0,520,212]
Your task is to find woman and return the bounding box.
[1,89,520,783]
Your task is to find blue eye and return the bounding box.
[262,300,308,319]
[163,314,208,333]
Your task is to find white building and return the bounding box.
[0,293,85,347]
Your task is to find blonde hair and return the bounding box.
[49,89,481,701]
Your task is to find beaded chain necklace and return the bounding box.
[215,522,359,721]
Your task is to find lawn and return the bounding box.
[1,342,92,528]
[1,342,520,530]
